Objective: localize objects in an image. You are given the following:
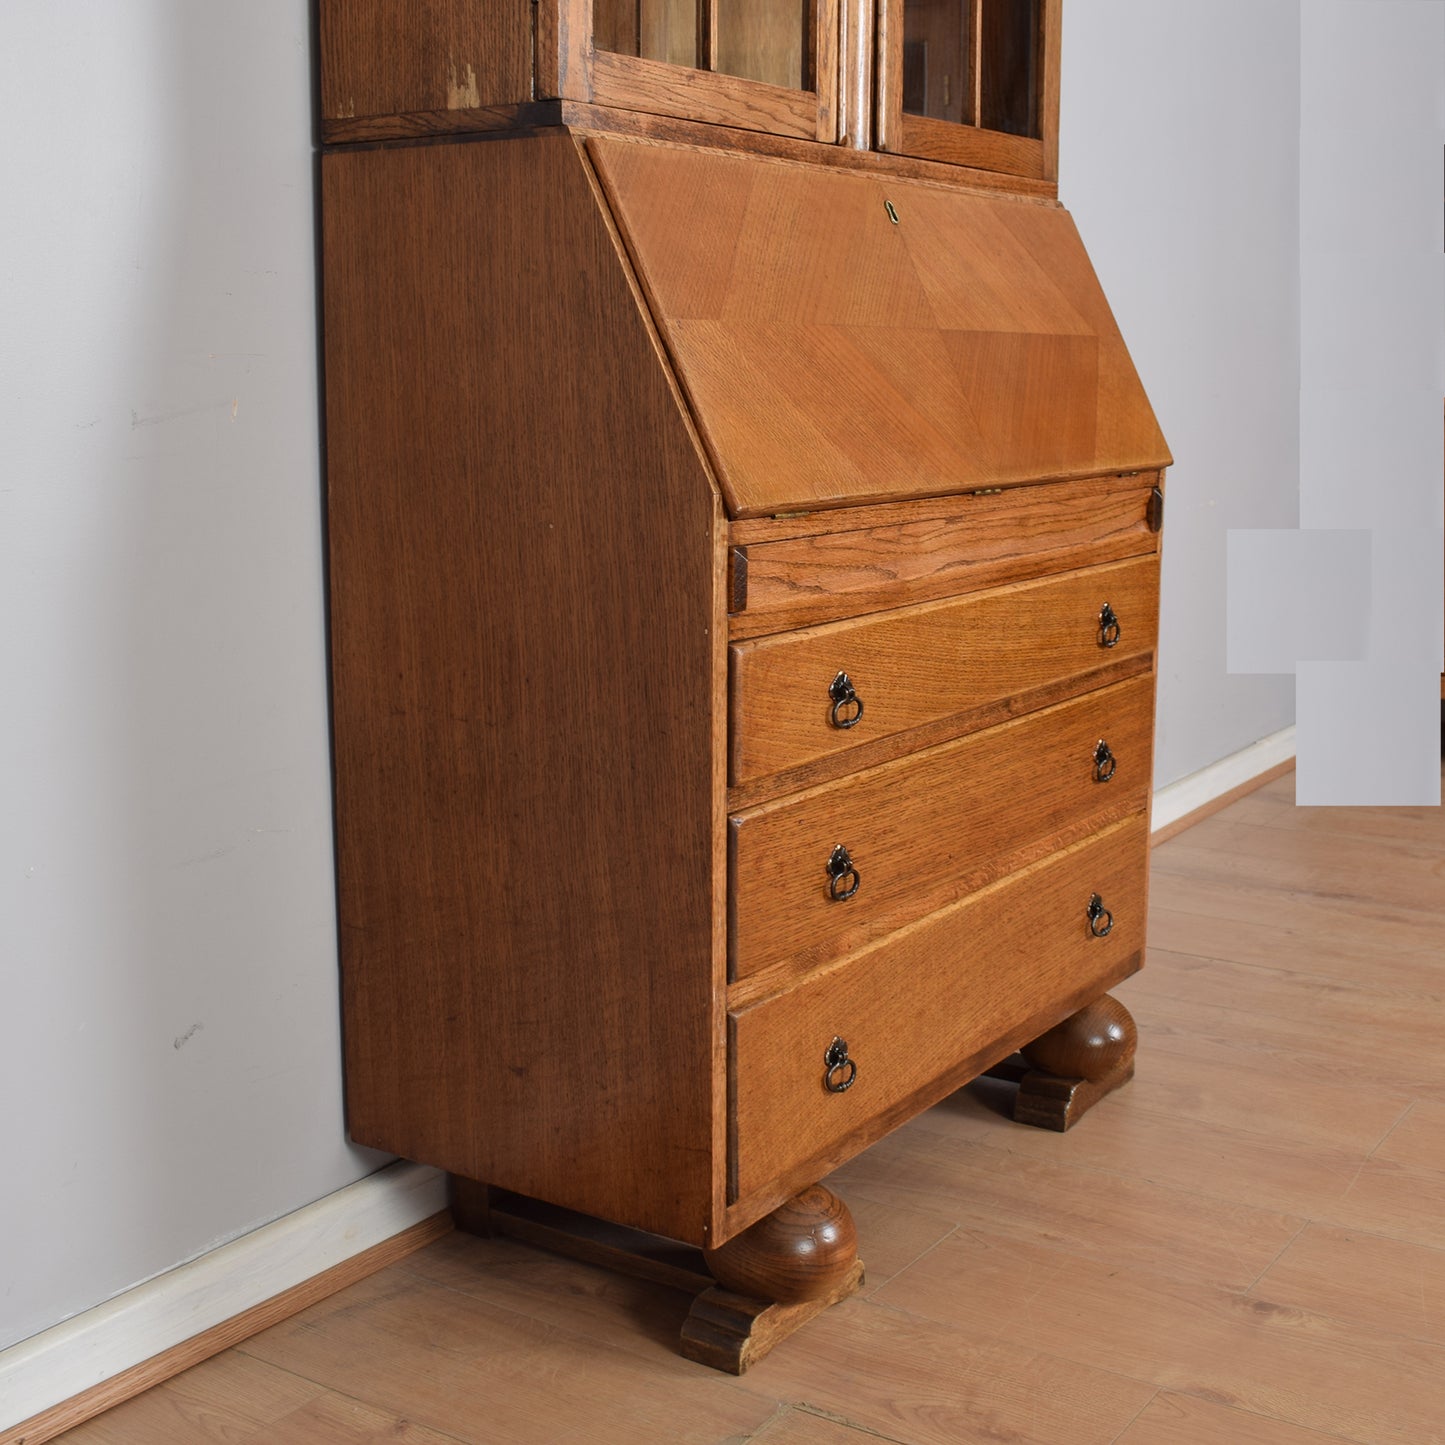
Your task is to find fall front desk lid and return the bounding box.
[589,136,1170,520]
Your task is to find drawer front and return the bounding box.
[731,674,1154,984]
[729,556,1158,785]
[730,815,1149,1202]
[730,475,1160,639]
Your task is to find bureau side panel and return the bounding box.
[323,131,722,1246]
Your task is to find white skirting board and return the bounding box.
[1151,725,1297,835]
[0,1160,446,1433]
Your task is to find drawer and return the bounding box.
[729,474,1161,639]
[729,556,1158,786]
[730,674,1154,985]
[729,815,1149,1203]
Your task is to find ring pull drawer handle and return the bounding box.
[828,671,864,729]
[826,844,860,902]
[824,1036,857,1093]
[1093,739,1117,783]
[1087,893,1114,938]
[1098,602,1121,649]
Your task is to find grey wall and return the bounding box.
[0,3,382,1350]
[1061,0,1302,789]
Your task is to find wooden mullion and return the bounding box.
[969,0,983,128]
[701,0,718,71]
[1040,0,1062,179]
[874,0,902,151]
[812,0,842,141]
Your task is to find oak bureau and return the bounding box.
[319,0,1171,1370]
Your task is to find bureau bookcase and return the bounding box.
[320,0,1170,1370]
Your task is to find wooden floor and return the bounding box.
[60,765,1445,1445]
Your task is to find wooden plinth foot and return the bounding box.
[446,1177,863,1373]
[1013,1058,1135,1131]
[988,994,1138,1132]
[680,1259,865,1375]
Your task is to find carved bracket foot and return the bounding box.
[992,993,1138,1132]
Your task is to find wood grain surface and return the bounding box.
[730,815,1149,1204]
[323,131,725,1246]
[730,554,1159,784]
[727,652,1153,810]
[730,673,1154,987]
[590,135,1169,518]
[731,473,1158,635]
[319,0,532,124]
[320,101,561,145]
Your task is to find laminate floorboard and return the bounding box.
[55,761,1445,1444]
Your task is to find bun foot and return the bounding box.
[1011,994,1137,1131]
[682,1185,864,1374]
[703,1184,857,1302]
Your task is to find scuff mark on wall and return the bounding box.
[447,60,480,109]
[173,1022,204,1051]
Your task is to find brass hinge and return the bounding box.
[1147,486,1165,533]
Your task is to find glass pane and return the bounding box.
[715,0,812,91]
[979,0,1039,137]
[595,0,700,70]
[901,0,972,125]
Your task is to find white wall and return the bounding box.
[0,4,383,1351]
[1061,0,1302,789]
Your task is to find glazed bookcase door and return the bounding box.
[552,0,840,141]
[876,0,1060,179]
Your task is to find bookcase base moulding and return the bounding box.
[323,123,1169,1370]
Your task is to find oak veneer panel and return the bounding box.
[731,816,1149,1202]
[590,136,1169,517]
[319,1,532,124]
[731,473,1158,635]
[323,132,723,1245]
[731,674,1154,983]
[730,554,1158,784]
